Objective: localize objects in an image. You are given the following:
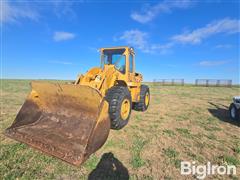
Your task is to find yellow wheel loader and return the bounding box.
[5,46,150,166]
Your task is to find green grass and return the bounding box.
[205,133,217,140]
[234,146,240,154]
[84,155,99,171]
[0,142,86,179]
[203,125,222,131]
[0,143,56,179]
[186,152,204,163]
[163,129,176,137]
[176,128,193,138]
[175,114,189,121]
[223,155,240,166]
[130,137,147,168]
[135,114,142,121]
[164,176,173,180]
[163,147,181,168]
[104,139,116,148]
[164,147,179,159]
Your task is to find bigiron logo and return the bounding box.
[181,161,237,179]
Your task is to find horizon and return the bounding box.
[1,78,239,86]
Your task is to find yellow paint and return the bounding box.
[120,99,130,120]
[29,81,104,111]
[75,46,143,102]
[145,92,150,106]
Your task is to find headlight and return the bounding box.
[95,75,101,82]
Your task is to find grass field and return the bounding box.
[1,80,240,179]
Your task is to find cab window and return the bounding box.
[129,54,134,73]
[101,49,126,74]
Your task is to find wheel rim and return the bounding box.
[231,107,236,118]
[145,92,150,106]
[120,99,130,120]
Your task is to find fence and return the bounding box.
[153,79,184,86]
[195,79,232,87]
[152,79,233,87]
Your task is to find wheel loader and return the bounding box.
[5,46,150,166]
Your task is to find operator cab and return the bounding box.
[101,48,126,74]
[100,47,135,74]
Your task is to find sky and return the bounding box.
[1,0,240,83]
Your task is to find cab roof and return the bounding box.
[100,46,135,53]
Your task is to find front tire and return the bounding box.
[106,86,132,130]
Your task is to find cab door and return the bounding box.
[127,52,141,102]
[128,53,135,82]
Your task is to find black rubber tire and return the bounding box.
[229,103,240,122]
[106,86,132,130]
[132,85,150,111]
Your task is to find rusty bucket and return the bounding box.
[5,82,110,166]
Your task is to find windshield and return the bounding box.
[101,48,126,74]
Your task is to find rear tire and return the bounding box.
[133,85,150,111]
[106,86,132,130]
[229,103,240,121]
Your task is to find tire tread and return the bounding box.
[133,85,150,112]
[106,86,132,130]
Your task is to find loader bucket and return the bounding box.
[5,81,110,166]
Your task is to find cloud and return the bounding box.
[118,30,148,50]
[48,60,73,65]
[117,30,174,54]
[172,18,240,44]
[88,47,99,53]
[214,44,233,49]
[51,1,77,19]
[0,1,39,24]
[115,29,173,54]
[0,1,78,25]
[53,31,76,42]
[199,60,230,66]
[117,18,239,54]
[131,0,194,23]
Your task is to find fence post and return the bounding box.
[206,80,209,87]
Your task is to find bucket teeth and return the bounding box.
[5,82,110,166]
